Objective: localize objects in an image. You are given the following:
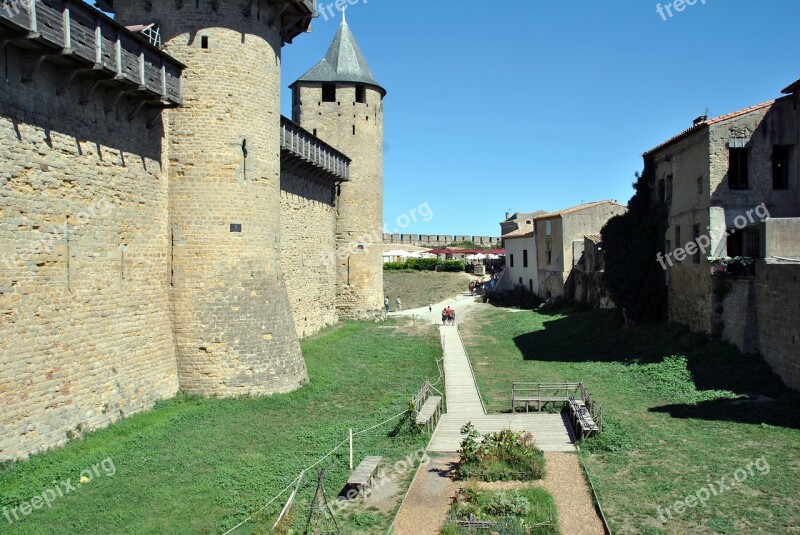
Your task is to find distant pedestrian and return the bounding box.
[396,296,402,312]
[428,302,433,313]
[384,296,389,313]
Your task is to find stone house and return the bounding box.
[644,78,800,390]
[534,201,627,299]
[502,223,538,294]
[500,211,546,246]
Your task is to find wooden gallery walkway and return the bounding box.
[427,326,576,453]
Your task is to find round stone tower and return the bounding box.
[105,0,314,396]
[290,15,385,320]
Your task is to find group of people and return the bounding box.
[441,306,456,326]
[469,280,485,296]
[385,296,402,312]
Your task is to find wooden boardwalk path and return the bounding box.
[427,326,576,453]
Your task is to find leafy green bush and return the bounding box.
[383,261,406,271]
[406,257,438,271]
[439,260,466,272]
[455,423,545,481]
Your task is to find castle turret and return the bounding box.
[105,0,314,396]
[290,15,385,320]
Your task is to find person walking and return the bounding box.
[384,296,390,313]
[428,302,433,313]
[396,296,402,312]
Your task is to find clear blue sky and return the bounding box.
[90,1,800,237]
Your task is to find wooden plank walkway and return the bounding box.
[427,326,576,454]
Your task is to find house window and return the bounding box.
[510,254,514,268]
[545,220,553,236]
[519,277,523,284]
[728,148,749,189]
[666,175,673,202]
[696,177,703,195]
[523,249,528,268]
[529,279,533,292]
[546,239,552,265]
[727,227,761,258]
[355,84,366,103]
[658,179,666,203]
[322,83,336,102]
[773,145,791,190]
[692,225,701,264]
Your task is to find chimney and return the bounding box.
[505,212,510,220]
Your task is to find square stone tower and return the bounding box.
[290,14,385,320]
[105,0,314,396]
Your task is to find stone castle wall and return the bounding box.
[114,1,308,396]
[383,234,501,247]
[280,171,338,338]
[755,260,800,390]
[0,44,179,460]
[294,83,384,320]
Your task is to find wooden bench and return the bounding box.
[568,396,600,439]
[345,456,382,497]
[512,382,582,412]
[412,380,443,432]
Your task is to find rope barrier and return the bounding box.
[219,406,414,534]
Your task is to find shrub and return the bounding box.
[439,260,465,272]
[455,423,545,481]
[383,262,406,271]
[406,257,438,271]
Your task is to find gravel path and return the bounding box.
[540,452,605,535]
[393,456,459,535]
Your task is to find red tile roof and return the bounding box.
[643,100,776,156]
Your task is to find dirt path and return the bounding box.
[392,456,459,535]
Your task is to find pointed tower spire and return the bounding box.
[342,7,347,24]
[293,16,385,95]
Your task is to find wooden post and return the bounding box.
[348,428,353,471]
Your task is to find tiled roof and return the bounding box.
[782,78,800,94]
[585,234,602,243]
[535,200,625,220]
[504,223,534,239]
[643,100,776,156]
[503,211,547,223]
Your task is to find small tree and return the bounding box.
[601,161,667,325]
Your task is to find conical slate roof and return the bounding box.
[294,15,385,95]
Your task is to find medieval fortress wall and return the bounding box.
[0,35,179,460]
[0,0,384,461]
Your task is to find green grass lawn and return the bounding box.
[384,271,472,310]
[0,319,441,534]
[461,304,800,535]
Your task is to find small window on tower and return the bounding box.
[322,83,336,102]
[356,84,366,103]
[201,36,209,49]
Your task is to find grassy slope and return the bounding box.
[383,271,471,310]
[0,320,441,534]
[461,304,800,535]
